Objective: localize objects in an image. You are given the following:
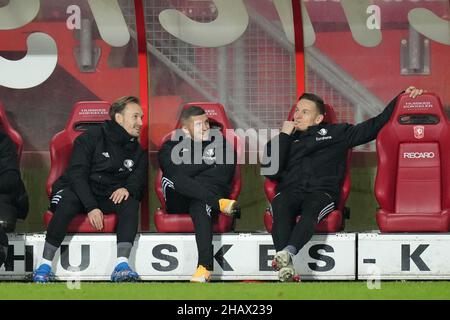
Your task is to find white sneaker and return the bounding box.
[272,250,300,282]
[271,250,294,271]
[278,266,296,282]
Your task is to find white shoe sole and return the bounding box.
[278,267,295,282]
[190,277,210,283]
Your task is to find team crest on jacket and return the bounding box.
[203,148,216,161]
[123,159,134,171]
[317,128,328,136]
[414,126,424,139]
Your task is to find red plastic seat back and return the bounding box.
[46,101,111,196]
[0,102,24,160]
[155,102,241,209]
[265,103,351,212]
[375,93,450,214]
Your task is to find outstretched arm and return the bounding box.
[344,86,424,148]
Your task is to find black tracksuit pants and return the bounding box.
[0,171,27,260]
[162,174,225,271]
[0,225,6,267]
[161,172,222,211]
[0,171,25,232]
[270,190,335,252]
[46,188,139,248]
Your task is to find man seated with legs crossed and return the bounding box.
[158,106,238,283]
[263,86,424,282]
[33,96,147,283]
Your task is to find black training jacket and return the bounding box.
[263,93,401,201]
[53,120,148,212]
[0,129,29,219]
[158,129,236,197]
[0,129,19,177]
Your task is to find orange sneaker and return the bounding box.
[190,265,211,283]
[219,199,239,215]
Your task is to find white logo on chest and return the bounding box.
[123,159,134,171]
[203,148,216,161]
[316,128,332,141]
[317,128,328,136]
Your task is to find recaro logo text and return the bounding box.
[403,152,435,159]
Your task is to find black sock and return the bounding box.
[42,241,59,261]
[0,245,6,268]
[117,242,133,259]
[0,225,8,267]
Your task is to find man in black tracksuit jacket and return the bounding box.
[263,86,424,282]
[158,106,238,283]
[33,96,147,283]
[0,129,29,268]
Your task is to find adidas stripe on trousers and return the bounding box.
[270,191,335,252]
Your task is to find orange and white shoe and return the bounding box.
[190,265,211,283]
[219,199,239,215]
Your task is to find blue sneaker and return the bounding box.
[111,262,140,282]
[33,264,55,283]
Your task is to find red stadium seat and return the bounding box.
[375,93,450,232]
[263,104,351,233]
[154,102,241,233]
[0,102,24,160]
[43,101,118,233]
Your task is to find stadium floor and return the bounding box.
[0,281,449,300]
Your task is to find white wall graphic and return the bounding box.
[0,0,40,30]
[0,33,58,89]
[87,0,130,47]
[408,8,450,46]
[159,0,249,47]
[341,0,382,47]
[273,0,315,47]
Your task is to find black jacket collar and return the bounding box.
[103,120,137,145]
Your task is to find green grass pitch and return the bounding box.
[0,281,449,300]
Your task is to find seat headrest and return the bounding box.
[176,102,232,130]
[392,92,445,118]
[386,93,448,142]
[288,103,337,124]
[65,101,111,136]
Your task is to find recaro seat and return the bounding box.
[375,93,450,232]
[154,102,241,233]
[263,104,351,233]
[43,101,118,232]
